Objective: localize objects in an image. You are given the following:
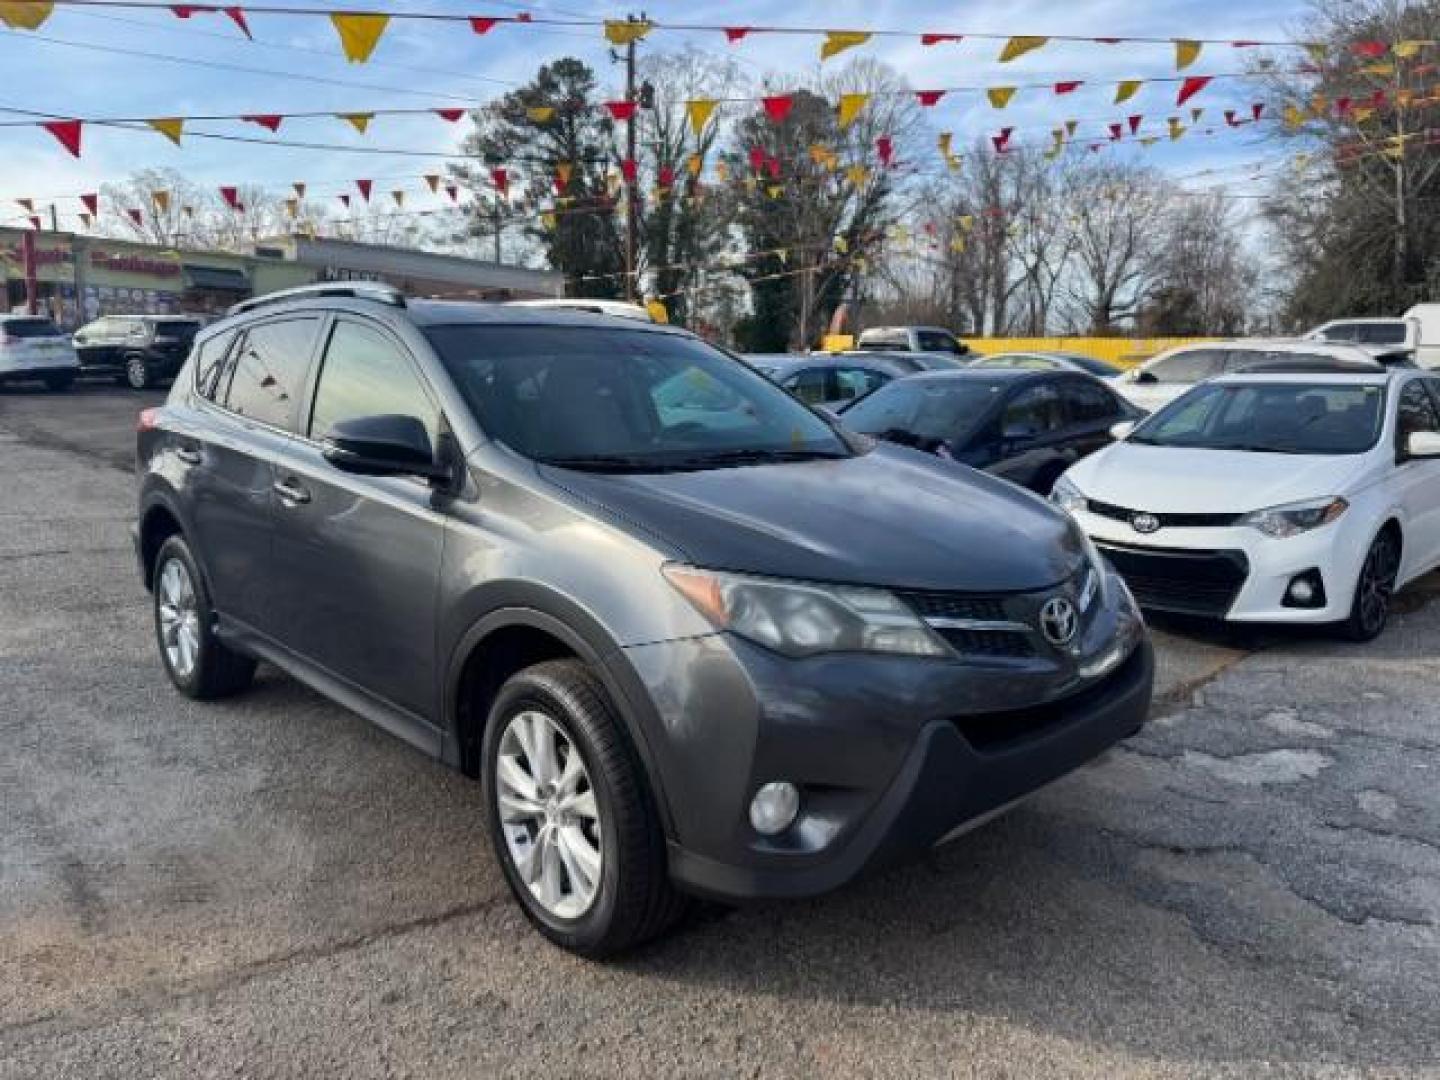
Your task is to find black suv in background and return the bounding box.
[75,314,204,389]
[135,284,1152,957]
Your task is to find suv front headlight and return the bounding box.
[1051,475,1087,515]
[663,565,948,658]
[1238,497,1348,539]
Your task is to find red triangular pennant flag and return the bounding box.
[434,108,465,122]
[916,90,945,107]
[243,114,283,132]
[921,33,962,46]
[765,155,781,179]
[339,193,351,208]
[1224,109,1239,127]
[620,158,638,184]
[723,27,751,43]
[1336,96,1352,115]
[126,208,143,227]
[605,100,637,122]
[762,95,794,123]
[748,146,765,172]
[991,127,1014,153]
[1251,103,1264,121]
[80,193,98,215]
[445,184,459,203]
[658,165,675,187]
[28,215,41,231]
[1352,41,1387,59]
[223,6,250,38]
[219,185,241,210]
[1054,81,1083,94]
[490,167,508,195]
[355,178,372,201]
[1177,75,1213,106]
[41,120,82,158]
[470,17,496,33]
[876,135,894,166]
[1109,123,1123,141]
[1128,114,1143,135]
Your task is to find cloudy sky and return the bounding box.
[0,0,1315,234]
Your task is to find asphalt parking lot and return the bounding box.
[3,383,1438,1078]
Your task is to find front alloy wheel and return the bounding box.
[125,355,152,390]
[495,709,604,919]
[1341,530,1399,642]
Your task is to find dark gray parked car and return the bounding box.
[74,314,204,389]
[135,284,1153,956]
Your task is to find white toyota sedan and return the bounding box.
[1053,368,1440,640]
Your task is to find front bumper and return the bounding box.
[1074,509,1368,623]
[614,570,1152,903]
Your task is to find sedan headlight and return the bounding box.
[1051,476,1087,515]
[663,565,948,658]
[1239,497,1348,539]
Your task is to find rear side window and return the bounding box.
[1145,349,1226,383]
[835,367,888,400]
[1062,380,1122,423]
[309,320,437,442]
[917,330,961,354]
[221,317,320,431]
[784,368,832,404]
[193,329,237,400]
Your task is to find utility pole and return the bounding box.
[622,22,639,300]
[48,204,59,232]
[492,199,503,265]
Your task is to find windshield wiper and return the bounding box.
[669,447,852,468]
[536,454,674,473]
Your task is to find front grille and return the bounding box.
[934,626,1035,658]
[1096,542,1249,617]
[897,590,1009,623]
[1087,499,1243,529]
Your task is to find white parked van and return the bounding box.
[1305,308,1440,368]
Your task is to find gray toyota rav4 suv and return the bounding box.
[135,284,1153,956]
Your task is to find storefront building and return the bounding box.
[3,229,558,329]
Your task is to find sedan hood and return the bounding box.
[542,443,1084,592]
[1067,443,1371,513]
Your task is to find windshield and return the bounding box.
[1070,356,1123,377]
[3,318,63,339]
[1131,382,1385,455]
[426,325,850,471]
[840,378,1004,445]
[155,320,202,340]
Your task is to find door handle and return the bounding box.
[175,446,202,465]
[273,478,311,505]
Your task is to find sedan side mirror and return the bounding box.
[322,414,450,482]
[1405,430,1440,460]
[1109,421,1137,441]
[1132,370,1158,385]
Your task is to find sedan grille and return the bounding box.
[1096,542,1248,617]
[1087,499,1243,529]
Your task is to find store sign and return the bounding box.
[2,242,71,270]
[320,265,384,283]
[90,250,182,278]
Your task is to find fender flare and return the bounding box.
[441,587,676,836]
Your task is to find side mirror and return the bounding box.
[1109,421,1137,441]
[1405,430,1440,460]
[1132,370,1158,385]
[322,414,450,481]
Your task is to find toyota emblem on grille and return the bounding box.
[1039,597,1079,647]
[1131,512,1160,535]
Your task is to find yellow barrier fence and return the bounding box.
[965,337,1216,368]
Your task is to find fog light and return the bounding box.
[749,782,800,836]
[1283,570,1327,609]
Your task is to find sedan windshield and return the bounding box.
[840,378,1004,445]
[426,325,851,471]
[1131,382,1385,455]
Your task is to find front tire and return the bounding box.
[152,535,256,698]
[482,659,686,957]
[1338,530,1399,642]
[124,354,152,390]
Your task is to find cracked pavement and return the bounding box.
[2,384,1437,1077]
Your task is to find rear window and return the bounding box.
[1321,322,1408,346]
[2,318,63,339]
[842,378,1006,443]
[154,320,202,340]
[857,330,906,349]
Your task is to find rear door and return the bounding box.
[1058,377,1128,459]
[186,315,323,635]
[1394,377,1440,577]
[267,315,447,727]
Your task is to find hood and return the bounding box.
[541,443,1084,592]
[1067,443,1370,513]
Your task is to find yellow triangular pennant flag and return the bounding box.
[284,198,299,217]
[821,31,871,61]
[1395,40,1425,59]
[1168,117,1185,140]
[1139,136,1160,148]
[391,190,405,207]
[604,19,651,45]
[1044,143,1062,161]
[1397,88,1416,108]
[1065,119,1079,137]
[526,106,556,123]
[423,175,439,193]
[937,132,952,158]
[1362,62,1396,76]
[1175,39,1202,70]
[1190,107,1204,123]
[1304,42,1328,63]
[0,1,52,29]
[686,99,717,136]
[340,113,374,134]
[1115,80,1142,104]
[999,36,1047,62]
[1284,105,1304,128]
[715,162,729,182]
[151,190,170,213]
[837,93,870,128]
[686,153,703,177]
[147,118,184,146]
[1352,106,1375,123]
[541,212,557,230]
[845,164,868,187]
[767,184,784,199]
[330,13,390,64]
[556,162,573,188]
[988,86,1017,109]
[834,236,849,253]
[950,236,966,253]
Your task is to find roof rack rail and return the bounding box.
[227,282,405,317]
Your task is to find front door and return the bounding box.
[1394,378,1440,578]
[267,316,447,725]
[987,381,1068,490]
